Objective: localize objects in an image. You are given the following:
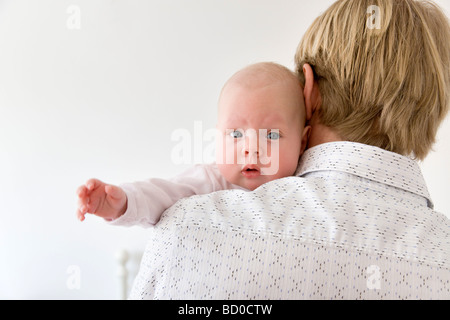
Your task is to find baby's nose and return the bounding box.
[242,135,260,163]
[244,146,259,155]
[243,149,258,164]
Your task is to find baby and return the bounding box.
[76,62,310,225]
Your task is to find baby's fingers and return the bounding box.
[76,207,86,221]
[86,178,103,191]
[76,184,88,199]
[76,197,89,221]
[76,185,88,221]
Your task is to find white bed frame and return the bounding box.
[115,249,142,300]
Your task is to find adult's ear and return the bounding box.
[299,125,311,155]
[302,63,321,121]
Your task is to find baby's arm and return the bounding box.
[76,163,238,227]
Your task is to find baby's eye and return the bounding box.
[267,131,280,140]
[230,130,243,139]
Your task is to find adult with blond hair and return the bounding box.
[119,0,450,299]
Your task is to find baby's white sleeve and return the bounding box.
[107,163,239,227]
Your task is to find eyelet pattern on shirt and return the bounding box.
[130,142,449,299]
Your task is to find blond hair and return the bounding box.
[295,0,450,160]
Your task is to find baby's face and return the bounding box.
[216,79,308,191]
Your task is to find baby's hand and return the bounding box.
[76,179,127,222]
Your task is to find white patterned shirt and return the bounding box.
[126,142,450,299]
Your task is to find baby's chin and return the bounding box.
[235,175,277,191]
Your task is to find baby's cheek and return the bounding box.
[277,147,301,177]
[217,163,239,185]
[215,136,242,166]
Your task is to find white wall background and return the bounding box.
[0,0,449,299]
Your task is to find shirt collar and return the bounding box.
[296,141,434,209]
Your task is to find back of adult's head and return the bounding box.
[295,0,450,160]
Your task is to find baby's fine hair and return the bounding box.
[221,62,301,93]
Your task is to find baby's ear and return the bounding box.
[300,125,311,155]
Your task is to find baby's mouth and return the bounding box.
[241,165,261,178]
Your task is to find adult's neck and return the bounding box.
[306,121,343,150]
